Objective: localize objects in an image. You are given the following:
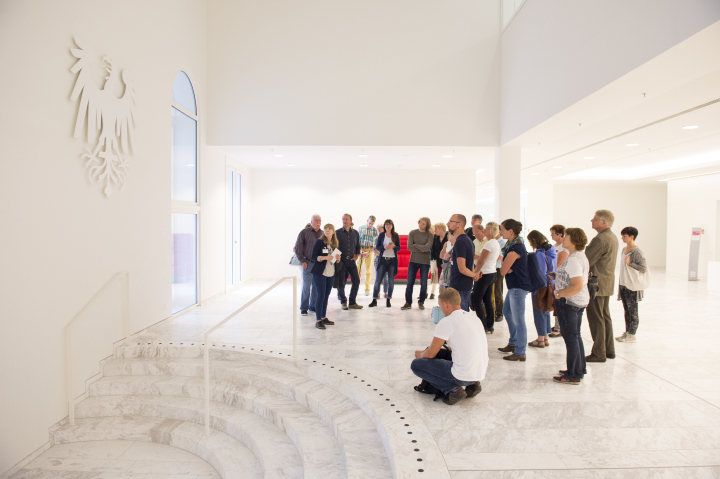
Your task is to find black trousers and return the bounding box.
[337,258,360,305]
[472,273,497,332]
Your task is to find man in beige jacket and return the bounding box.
[585,210,620,362]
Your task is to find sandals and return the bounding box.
[528,340,545,348]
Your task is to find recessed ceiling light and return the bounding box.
[443,155,453,158]
[274,154,284,157]
[359,164,368,167]
[553,166,562,169]
[186,164,195,167]
[476,169,484,173]
[286,164,295,167]
[583,157,594,160]
[359,154,368,157]
[531,173,539,176]
[682,125,699,130]
[432,164,441,167]
[626,143,639,147]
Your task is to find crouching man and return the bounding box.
[411,287,488,405]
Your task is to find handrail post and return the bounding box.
[292,276,297,358]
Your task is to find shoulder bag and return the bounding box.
[534,251,555,312]
[289,254,302,266]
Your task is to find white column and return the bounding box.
[494,146,521,222]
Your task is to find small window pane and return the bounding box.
[172,213,197,314]
[172,71,197,115]
[172,107,197,202]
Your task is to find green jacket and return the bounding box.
[585,228,619,296]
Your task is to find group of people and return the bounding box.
[293,209,650,401]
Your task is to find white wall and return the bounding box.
[666,174,720,278]
[0,0,237,472]
[250,169,476,279]
[550,183,668,267]
[500,0,720,143]
[207,0,500,146]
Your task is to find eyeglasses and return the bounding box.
[447,220,460,224]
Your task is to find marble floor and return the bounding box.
[12,440,220,478]
[32,268,720,478]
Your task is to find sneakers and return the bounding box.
[341,303,349,310]
[369,299,378,308]
[616,332,636,342]
[485,330,494,334]
[615,332,627,341]
[442,387,467,405]
[321,318,335,325]
[429,294,435,300]
[498,345,515,353]
[418,303,425,310]
[503,354,527,362]
[301,310,308,316]
[365,291,370,296]
[401,303,412,310]
[465,381,482,398]
[315,321,326,329]
[348,303,363,310]
[553,375,581,385]
[386,299,391,308]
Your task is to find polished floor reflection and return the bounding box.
[119,269,720,477]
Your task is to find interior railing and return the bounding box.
[203,276,297,434]
[64,271,130,425]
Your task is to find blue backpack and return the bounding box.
[526,252,547,292]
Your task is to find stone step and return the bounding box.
[74,394,305,479]
[104,356,394,478]
[50,416,262,479]
[89,374,347,478]
[115,344,449,479]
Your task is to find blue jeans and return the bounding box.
[459,289,472,312]
[312,274,334,321]
[405,262,430,304]
[374,257,397,299]
[556,298,587,380]
[532,291,552,336]
[299,262,317,312]
[411,358,475,394]
[503,288,529,355]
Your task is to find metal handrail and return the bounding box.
[64,271,130,425]
[203,276,297,434]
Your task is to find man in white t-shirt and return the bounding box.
[411,288,489,405]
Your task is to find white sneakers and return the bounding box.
[616,332,637,343]
[365,291,370,296]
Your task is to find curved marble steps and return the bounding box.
[74,394,304,479]
[50,416,262,479]
[115,345,449,478]
[103,357,394,479]
[88,374,347,478]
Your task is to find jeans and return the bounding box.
[405,262,430,304]
[587,295,614,359]
[532,291,552,336]
[619,285,640,334]
[312,274,334,321]
[503,288,529,355]
[411,357,476,394]
[337,258,361,305]
[459,289,472,312]
[494,268,504,319]
[299,261,317,312]
[357,247,374,292]
[374,257,397,299]
[556,298,587,380]
[472,273,496,331]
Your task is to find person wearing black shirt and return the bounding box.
[336,214,363,310]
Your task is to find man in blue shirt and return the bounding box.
[336,214,363,310]
[446,214,479,312]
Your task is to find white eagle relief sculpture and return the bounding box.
[70,37,136,197]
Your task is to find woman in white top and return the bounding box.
[549,224,569,338]
[551,227,590,385]
[471,222,502,334]
[310,225,341,330]
[616,226,649,343]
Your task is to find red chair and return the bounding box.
[395,235,432,281]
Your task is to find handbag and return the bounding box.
[431,305,445,324]
[534,250,555,312]
[289,254,302,266]
[588,273,599,299]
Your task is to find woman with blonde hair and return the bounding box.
[430,222,448,299]
[310,224,341,329]
[471,222,502,333]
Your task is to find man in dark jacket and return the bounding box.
[585,210,620,362]
[294,215,323,316]
[336,214,363,310]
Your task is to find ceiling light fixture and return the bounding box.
[658,171,720,182]
[287,163,295,167]
[359,163,368,167]
[443,155,453,158]
[531,173,539,176]
[274,154,284,157]
[682,125,699,130]
[626,143,639,147]
[432,164,441,167]
[359,154,368,158]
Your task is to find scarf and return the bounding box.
[501,235,524,257]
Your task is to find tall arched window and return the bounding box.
[171,71,199,314]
